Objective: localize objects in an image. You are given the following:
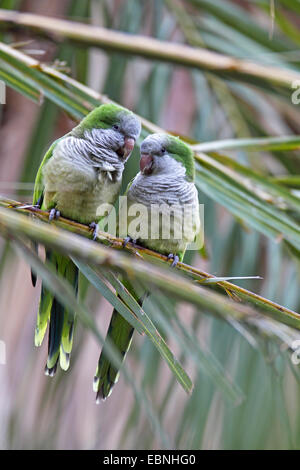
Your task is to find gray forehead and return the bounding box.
[140,133,169,154]
[118,111,141,139]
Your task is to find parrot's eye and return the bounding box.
[113,124,120,131]
[161,147,166,154]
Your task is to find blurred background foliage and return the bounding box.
[1,0,300,450]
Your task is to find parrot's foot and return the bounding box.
[89,222,99,241]
[123,236,137,248]
[49,208,60,221]
[168,253,179,268]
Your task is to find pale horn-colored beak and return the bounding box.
[140,153,153,175]
[123,137,135,159]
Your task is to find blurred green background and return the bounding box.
[1,0,300,450]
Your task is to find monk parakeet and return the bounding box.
[32,103,141,375]
[94,133,200,400]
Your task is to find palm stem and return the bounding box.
[0,9,299,88]
[0,197,299,329]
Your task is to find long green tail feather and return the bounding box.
[59,261,78,371]
[35,250,78,374]
[34,250,54,346]
[45,297,65,376]
[31,241,38,287]
[93,308,134,402]
[35,285,53,347]
[94,277,147,401]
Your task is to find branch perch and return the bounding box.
[0,196,299,330]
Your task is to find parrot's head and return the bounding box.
[139,133,195,182]
[74,103,141,163]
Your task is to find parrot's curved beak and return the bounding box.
[140,153,153,175]
[117,137,135,160]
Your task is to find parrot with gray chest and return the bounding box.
[94,133,200,400]
[32,103,141,375]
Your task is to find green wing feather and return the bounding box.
[33,138,61,206]
[31,139,61,286]
[33,142,58,333]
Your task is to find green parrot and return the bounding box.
[32,103,141,376]
[94,133,200,400]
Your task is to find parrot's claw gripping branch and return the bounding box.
[168,253,180,268]
[2,197,283,315]
[123,236,137,248]
[49,208,60,221]
[89,222,99,241]
[122,236,143,259]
